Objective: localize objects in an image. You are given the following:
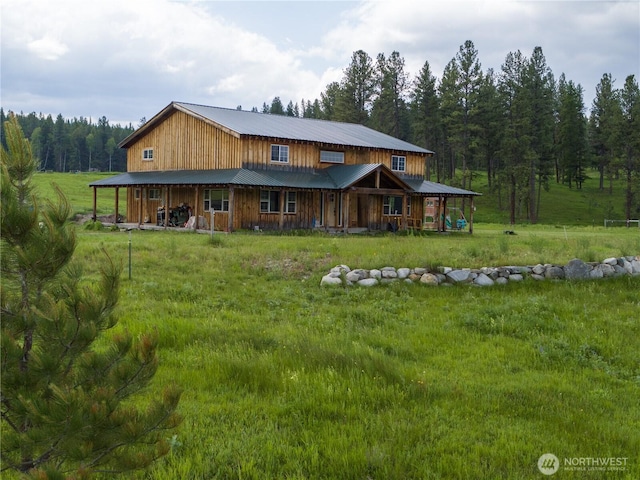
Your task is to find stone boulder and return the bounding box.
[565,258,592,280]
[446,269,471,283]
[419,273,439,285]
[474,273,494,286]
[321,274,343,286]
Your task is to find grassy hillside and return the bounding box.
[32,169,634,227]
[469,169,631,226]
[32,171,123,218]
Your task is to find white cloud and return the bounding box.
[26,36,69,61]
[1,0,637,124]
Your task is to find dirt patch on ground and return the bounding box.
[73,214,122,225]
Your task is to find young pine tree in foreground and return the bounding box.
[1,115,181,478]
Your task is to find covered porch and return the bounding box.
[88,165,480,234]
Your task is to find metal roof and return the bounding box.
[404,178,482,197]
[90,167,479,197]
[120,102,433,155]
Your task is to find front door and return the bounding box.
[357,194,369,228]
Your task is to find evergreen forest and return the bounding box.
[2,41,639,223]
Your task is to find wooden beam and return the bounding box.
[352,187,407,196]
[228,186,235,232]
[138,188,144,226]
[442,197,448,232]
[402,194,408,231]
[469,196,475,234]
[344,191,350,234]
[92,187,97,222]
[279,189,285,230]
[164,187,169,229]
[115,187,119,223]
[194,186,200,231]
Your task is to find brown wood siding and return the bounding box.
[126,186,321,230]
[127,111,242,172]
[235,189,317,230]
[123,185,426,231]
[127,111,428,175]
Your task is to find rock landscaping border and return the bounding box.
[320,256,640,287]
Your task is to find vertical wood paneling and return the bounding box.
[124,110,434,229]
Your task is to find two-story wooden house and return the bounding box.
[90,102,479,232]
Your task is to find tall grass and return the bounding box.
[26,172,640,478]
[66,226,640,480]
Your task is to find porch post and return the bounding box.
[401,193,408,231]
[114,187,119,223]
[228,186,235,232]
[279,189,285,230]
[164,187,169,229]
[344,191,350,234]
[138,188,144,226]
[193,186,200,231]
[92,187,97,221]
[469,196,474,234]
[442,197,448,232]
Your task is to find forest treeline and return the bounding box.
[2,41,639,222]
[0,109,134,174]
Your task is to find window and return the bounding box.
[134,188,141,200]
[260,190,279,213]
[148,188,161,200]
[271,144,289,163]
[286,191,297,213]
[204,189,229,212]
[143,148,154,161]
[260,190,296,213]
[383,195,410,216]
[320,150,344,164]
[391,155,406,172]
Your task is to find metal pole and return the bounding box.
[128,230,132,280]
[210,209,215,238]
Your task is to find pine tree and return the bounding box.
[556,75,588,189]
[619,75,640,220]
[410,60,442,180]
[370,51,410,140]
[589,73,622,192]
[1,115,181,478]
[334,50,376,125]
[497,50,533,224]
[524,47,556,222]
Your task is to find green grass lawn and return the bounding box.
[26,171,640,479]
[68,227,640,480]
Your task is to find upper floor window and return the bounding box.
[143,148,154,161]
[271,144,289,163]
[391,155,406,172]
[320,150,344,164]
[204,189,229,212]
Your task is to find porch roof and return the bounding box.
[90,166,480,196]
[403,178,481,197]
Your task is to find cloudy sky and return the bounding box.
[1,0,638,126]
